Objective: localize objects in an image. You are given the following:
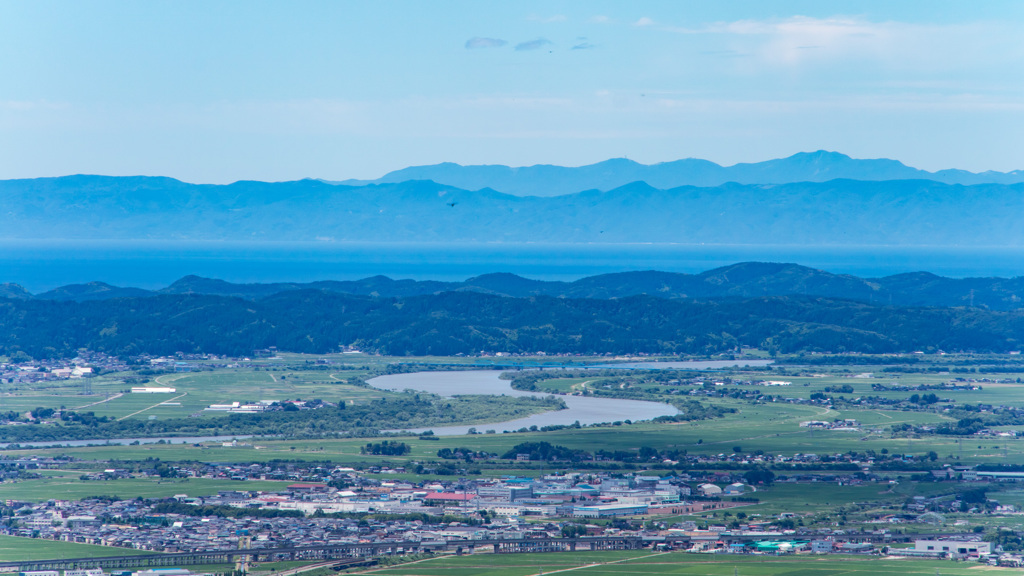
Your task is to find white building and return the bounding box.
[698,483,722,496]
[723,483,748,495]
[65,570,104,576]
[915,539,991,557]
[810,540,833,553]
[573,503,648,518]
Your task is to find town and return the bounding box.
[6,349,1024,576]
[3,462,1008,566]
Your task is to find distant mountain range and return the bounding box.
[4,174,1024,245]
[6,262,1024,311]
[337,151,1024,196]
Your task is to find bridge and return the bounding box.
[0,532,943,572]
[0,536,646,572]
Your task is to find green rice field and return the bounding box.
[370,551,1015,576]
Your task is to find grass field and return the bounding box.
[0,535,152,561]
[370,551,1017,576]
[742,374,1024,411]
[0,542,1013,575]
[1,365,383,421]
[1,351,658,422]
[1,399,1011,468]
[7,355,1024,470]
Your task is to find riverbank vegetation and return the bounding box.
[0,394,565,443]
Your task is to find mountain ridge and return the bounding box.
[335,151,1024,196]
[2,289,1022,359]
[4,176,1024,245]
[9,262,1024,311]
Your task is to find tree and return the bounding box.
[744,467,775,486]
[638,446,660,460]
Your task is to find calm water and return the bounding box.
[3,240,1024,292]
[367,370,680,436]
[596,360,773,370]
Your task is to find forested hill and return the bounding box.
[2,290,1023,359]
[13,262,1024,311]
[4,175,1024,245]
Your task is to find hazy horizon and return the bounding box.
[6,241,1024,293]
[3,149,1021,186]
[3,1,1022,183]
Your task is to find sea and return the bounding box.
[3,240,1024,292]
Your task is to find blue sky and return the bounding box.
[1,1,1022,183]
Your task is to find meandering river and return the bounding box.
[0,360,771,446]
[367,370,680,435]
[366,359,772,435]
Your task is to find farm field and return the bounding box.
[3,399,1017,467]
[2,366,384,421]
[725,374,1024,407]
[370,551,1017,576]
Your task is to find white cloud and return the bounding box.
[528,14,566,23]
[453,96,575,110]
[708,16,893,65]
[589,15,611,24]
[515,38,552,51]
[664,16,1023,72]
[647,94,1024,114]
[465,37,507,49]
[633,17,655,27]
